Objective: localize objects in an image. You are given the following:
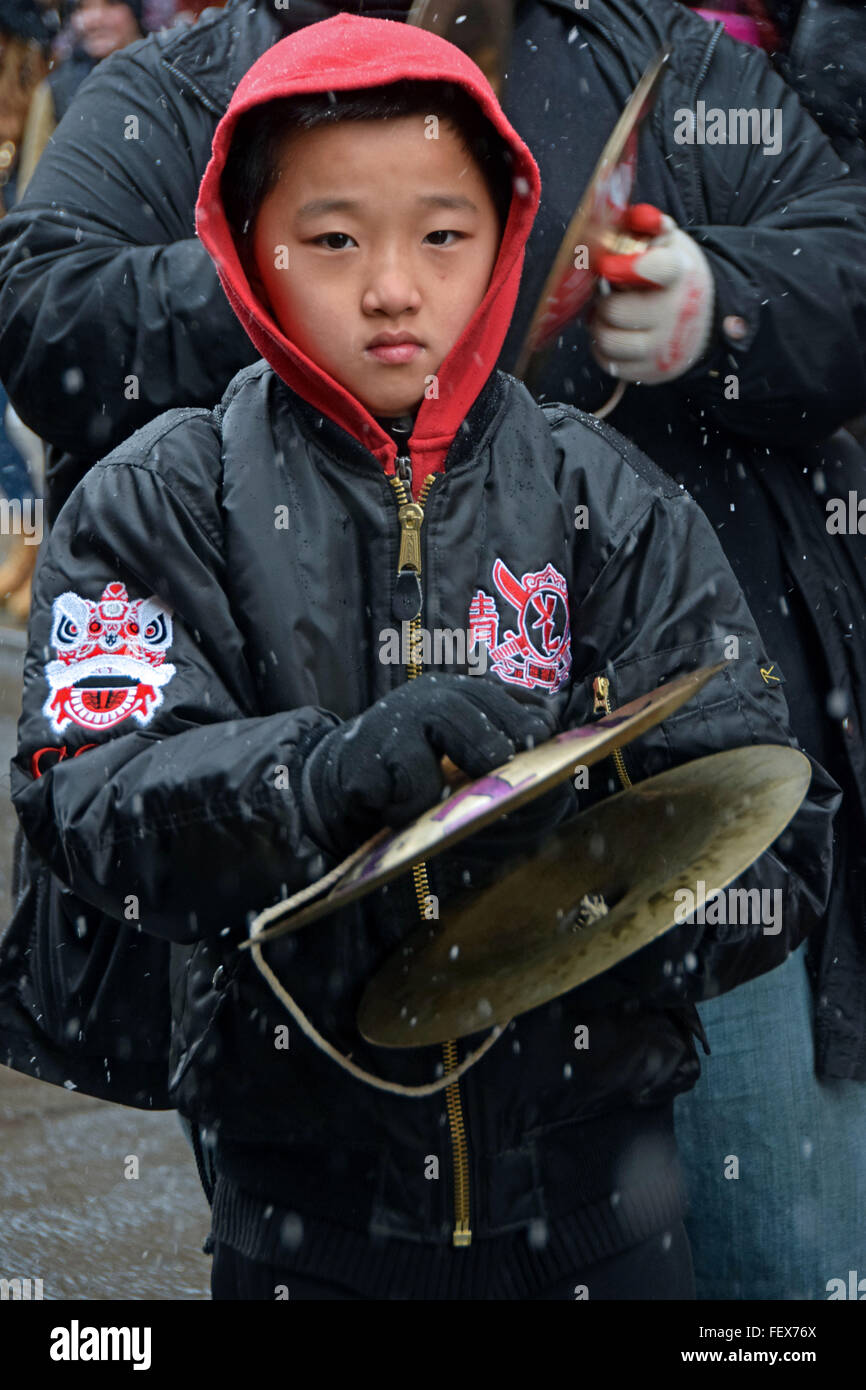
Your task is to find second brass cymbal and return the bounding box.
[358,744,811,1047]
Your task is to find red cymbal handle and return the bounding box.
[595,204,669,288]
[595,246,656,289]
[622,202,667,237]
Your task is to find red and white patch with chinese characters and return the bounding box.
[42,582,176,735]
[469,559,571,693]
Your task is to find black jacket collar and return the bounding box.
[279,366,509,479]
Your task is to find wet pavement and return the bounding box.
[0,627,212,1300]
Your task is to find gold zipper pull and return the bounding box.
[592,674,610,714]
[390,469,437,624]
[397,502,424,573]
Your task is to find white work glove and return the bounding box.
[589,203,716,385]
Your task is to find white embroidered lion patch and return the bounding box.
[43,581,176,735]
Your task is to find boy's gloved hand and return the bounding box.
[300,673,560,858]
[589,204,716,384]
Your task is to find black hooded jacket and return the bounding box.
[0,12,838,1279]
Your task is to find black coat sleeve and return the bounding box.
[671,35,866,444]
[0,49,257,459]
[557,416,840,1009]
[9,412,340,945]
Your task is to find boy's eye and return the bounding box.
[312,233,356,250]
[424,230,464,247]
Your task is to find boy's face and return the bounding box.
[247,114,504,418]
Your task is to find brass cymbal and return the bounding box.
[358,744,811,1047]
[407,0,515,98]
[515,48,670,382]
[246,662,724,946]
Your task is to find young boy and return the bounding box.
[7,13,837,1299]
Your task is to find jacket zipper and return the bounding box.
[160,58,225,117]
[388,455,472,1249]
[689,23,724,224]
[592,674,632,792]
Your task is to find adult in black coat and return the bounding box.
[763,0,866,178]
[0,0,864,1297]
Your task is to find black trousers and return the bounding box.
[211,1220,695,1300]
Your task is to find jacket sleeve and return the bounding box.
[0,49,256,459]
[558,419,840,1010]
[671,34,866,445]
[10,413,340,945]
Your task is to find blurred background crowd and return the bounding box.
[0,0,227,624]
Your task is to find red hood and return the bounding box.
[195,11,541,496]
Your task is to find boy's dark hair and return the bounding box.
[221,79,515,259]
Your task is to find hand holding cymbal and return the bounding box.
[440,754,467,788]
[245,663,725,947]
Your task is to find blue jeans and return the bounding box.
[0,379,36,502]
[675,943,866,1300]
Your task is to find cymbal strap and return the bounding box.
[239,826,391,950]
[248,937,508,1095]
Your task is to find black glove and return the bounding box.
[300,673,559,858]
